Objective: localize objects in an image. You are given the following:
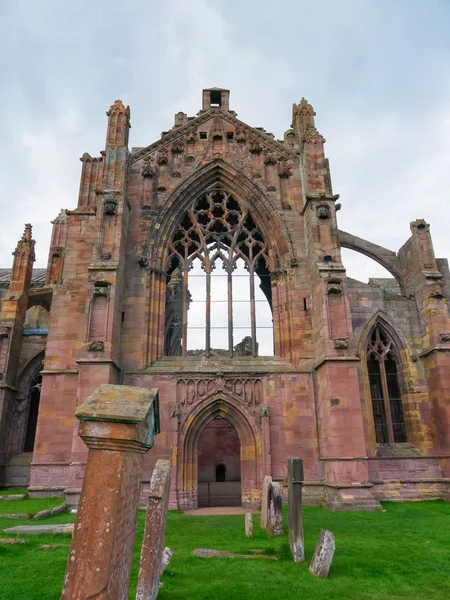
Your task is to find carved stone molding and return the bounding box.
[277,160,292,178]
[249,142,263,154]
[171,141,185,154]
[141,158,155,178]
[326,278,343,295]
[88,341,105,352]
[103,199,117,216]
[317,204,331,219]
[93,283,110,299]
[334,338,348,350]
[176,376,263,407]
[261,404,270,417]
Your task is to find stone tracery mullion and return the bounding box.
[167,188,271,357]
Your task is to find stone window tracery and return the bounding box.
[367,325,407,444]
[164,189,273,357]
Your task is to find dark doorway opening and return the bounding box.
[198,418,241,507]
[24,374,42,453]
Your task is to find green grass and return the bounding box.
[1,500,450,599]
[0,488,28,496]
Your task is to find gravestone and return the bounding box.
[287,456,304,562]
[266,481,283,537]
[309,530,335,578]
[260,475,272,529]
[136,459,172,600]
[60,384,159,600]
[160,547,173,577]
[245,512,253,537]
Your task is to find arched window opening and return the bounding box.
[23,373,42,452]
[367,325,407,444]
[216,464,226,482]
[164,189,274,357]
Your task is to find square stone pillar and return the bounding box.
[61,384,159,600]
[287,456,304,563]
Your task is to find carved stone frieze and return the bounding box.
[176,376,263,407]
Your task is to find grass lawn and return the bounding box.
[0,498,449,600]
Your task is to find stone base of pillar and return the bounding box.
[323,484,382,511]
[64,488,81,507]
[28,486,65,499]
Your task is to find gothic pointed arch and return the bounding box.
[142,158,295,271]
[358,310,410,360]
[143,159,289,361]
[360,313,409,445]
[177,393,263,509]
[7,351,44,458]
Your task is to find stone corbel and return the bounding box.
[93,282,110,299]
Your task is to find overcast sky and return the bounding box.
[1,0,449,283]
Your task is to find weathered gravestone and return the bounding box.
[160,547,173,577]
[245,512,253,537]
[309,529,335,578]
[260,475,272,529]
[287,456,304,562]
[266,481,283,537]
[136,459,172,600]
[60,384,160,600]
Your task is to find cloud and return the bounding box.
[0,0,450,291]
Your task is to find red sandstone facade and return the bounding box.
[1,88,450,509]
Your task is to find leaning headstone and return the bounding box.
[33,502,67,520]
[309,530,335,578]
[260,475,272,529]
[160,546,173,577]
[136,459,172,600]
[245,512,253,537]
[287,456,304,562]
[266,482,283,537]
[60,384,159,600]
[158,547,173,589]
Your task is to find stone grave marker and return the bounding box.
[266,481,283,537]
[260,475,272,529]
[245,512,253,537]
[287,456,304,562]
[136,459,172,600]
[60,384,159,600]
[309,529,335,578]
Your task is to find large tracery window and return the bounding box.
[367,325,407,444]
[164,189,273,357]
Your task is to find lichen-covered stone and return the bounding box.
[245,512,253,537]
[136,459,172,600]
[309,530,335,578]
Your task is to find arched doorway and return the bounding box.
[23,373,42,453]
[198,418,241,507]
[178,394,263,510]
